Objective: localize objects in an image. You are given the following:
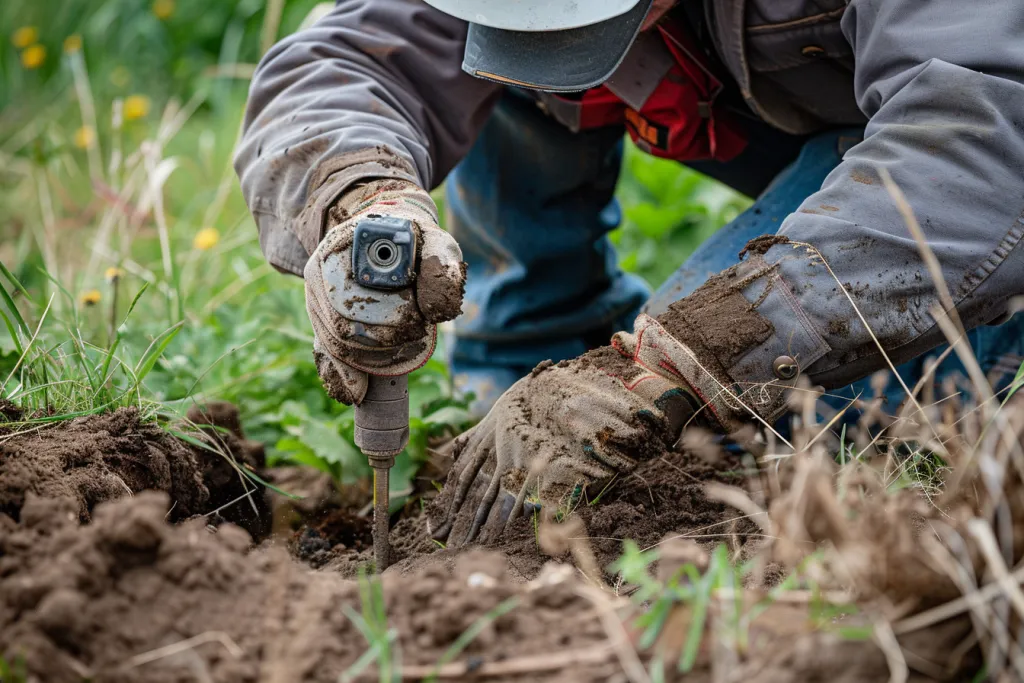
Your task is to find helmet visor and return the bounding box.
[462,0,654,92]
[423,0,643,31]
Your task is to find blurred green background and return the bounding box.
[0,0,747,496]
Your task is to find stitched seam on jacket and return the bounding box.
[746,6,846,34]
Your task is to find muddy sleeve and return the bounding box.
[712,0,1024,391]
[233,0,501,276]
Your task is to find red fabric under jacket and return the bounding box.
[551,18,747,163]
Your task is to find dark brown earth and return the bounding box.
[1,399,1014,681]
[0,403,270,536]
[310,448,754,584]
[0,408,207,524]
[0,492,617,683]
[0,404,757,681]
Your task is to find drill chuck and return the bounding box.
[355,374,410,458]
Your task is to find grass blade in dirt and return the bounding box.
[341,570,398,683]
[425,597,520,682]
[0,654,28,683]
[168,427,302,500]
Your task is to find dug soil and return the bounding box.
[2,401,981,682]
[0,402,756,681]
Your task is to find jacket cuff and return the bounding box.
[658,239,830,425]
[266,147,420,275]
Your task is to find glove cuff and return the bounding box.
[327,178,438,236]
[613,313,798,432]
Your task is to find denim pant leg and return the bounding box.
[447,91,650,407]
[647,127,1024,416]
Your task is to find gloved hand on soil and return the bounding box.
[428,313,742,547]
[304,179,465,405]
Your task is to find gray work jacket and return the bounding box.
[235,0,1024,391]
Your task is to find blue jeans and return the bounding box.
[447,91,1024,414]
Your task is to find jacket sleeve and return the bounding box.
[233,0,501,275]
[704,0,1024,394]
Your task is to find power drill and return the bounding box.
[323,215,417,571]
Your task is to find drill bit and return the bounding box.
[370,458,393,570]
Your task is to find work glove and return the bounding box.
[427,314,732,547]
[428,243,809,547]
[304,179,465,405]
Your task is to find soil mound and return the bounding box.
[0,405,270,538]
[0,408,207,524]
[0,492,616,682]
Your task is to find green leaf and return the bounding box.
[679,567,712,672]
[1007,359,1024,401]
[0,307,23,357]
[639,599,672,649]
[837,625,875,641]
[422,405,473,428]
[275,437,342,481]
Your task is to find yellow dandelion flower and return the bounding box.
[193,227,220,251]
[80,289,102,306]
[152,0,175,20]
[12,26,38,49]
[104,267,124,282]
[63,34,82,54]
[73,126,96,150]
[110,66,130,88]
[123,94,151,121]
[21,44,46,70]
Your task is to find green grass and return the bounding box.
[340,570,400,683]
[0,654,27,683]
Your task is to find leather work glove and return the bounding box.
[427,314,734,547]
[304,179,465,405]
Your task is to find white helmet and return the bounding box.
[423,0,655,92]
[422,0,644,32]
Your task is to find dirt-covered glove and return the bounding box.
[426,313,737,547]
[304,179,465,405]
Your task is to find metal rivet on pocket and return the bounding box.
[801,45,826,58]
[773,355,799,380]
